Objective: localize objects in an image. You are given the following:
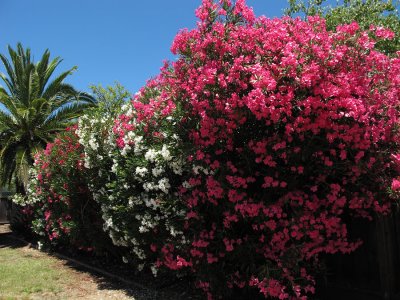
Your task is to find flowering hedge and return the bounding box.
[22,0,400,299]
[27,129,115,254]
[142,0,399,298]
[75,82,188,274]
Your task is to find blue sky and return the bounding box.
[0,1,319,95]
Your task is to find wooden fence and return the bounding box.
[321,210,400,300]
[0,192,14,224]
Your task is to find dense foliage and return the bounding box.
[21,1,400,299]
[72,80,188,277]
[20,84,128,254]
[29,130,114,254]
[286,0,400,54]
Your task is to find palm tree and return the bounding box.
[0,43,96,193]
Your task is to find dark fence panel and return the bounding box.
[320,210,400,300]
[0,198,14,224]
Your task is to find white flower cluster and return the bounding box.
[76,114,116,170]
[74,97,188,272]
[113,120,184,198]
[119,129,144,157]
[19,169,42,205]
[143,145,173,163]
[11,193,27,206]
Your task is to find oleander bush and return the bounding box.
[75,82,189,272]
[21,0,400,299]
[144,1,399,298]
[24,84,130,256]
[27,129,115,254]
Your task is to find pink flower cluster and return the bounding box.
[33,131,82,243]
[32,130,107,252]
[127,0,400,298]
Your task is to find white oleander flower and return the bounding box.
[88,137,99,151]
[135,167,148,177]
[182,181,192,189]
[160,144,172,161]
[193,165,209,175]
[151,265,158,277]
[84,156,91,169]
[111,160,118,173]
[104,218,113,230]
[127,131,136,140]
[152,166,164,177]
[145,149,157,162]
[134,136,143,144]
[139,225,148,233]
[133,247,146,260]
[143,182,156,192]
[158,178,170,194]
[121,144,131,156]
[170,160,183,175]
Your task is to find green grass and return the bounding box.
[0,244,72,299]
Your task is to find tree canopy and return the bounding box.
[0,43,96,191]
[286,0,400,54]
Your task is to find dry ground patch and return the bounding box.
[0,225,156,300]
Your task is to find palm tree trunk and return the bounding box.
[15,177,25,195]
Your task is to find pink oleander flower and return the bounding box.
[392,179,400,191]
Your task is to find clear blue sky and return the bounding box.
[0,1,317,95]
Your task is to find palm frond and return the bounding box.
[0,138,19,185]
[35,49,51,95]
[0,93,21,120]
[6,44,35,107]
[17,43,31,68]
[45,101,93,125]
[0,85,8,96]
[0,110,17,130]
[48,83,81,109]
[20,63,35,108]
[42,67,77,100]
[43,56,63,89]
[0,70,16,97]
[76,91,97,105]
[8,45,24,89]
[0,49,17,93]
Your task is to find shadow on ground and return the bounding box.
[0,232,27,249]
[0,224,196,300]
[3,224,389,300]
[58,258,194,300]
